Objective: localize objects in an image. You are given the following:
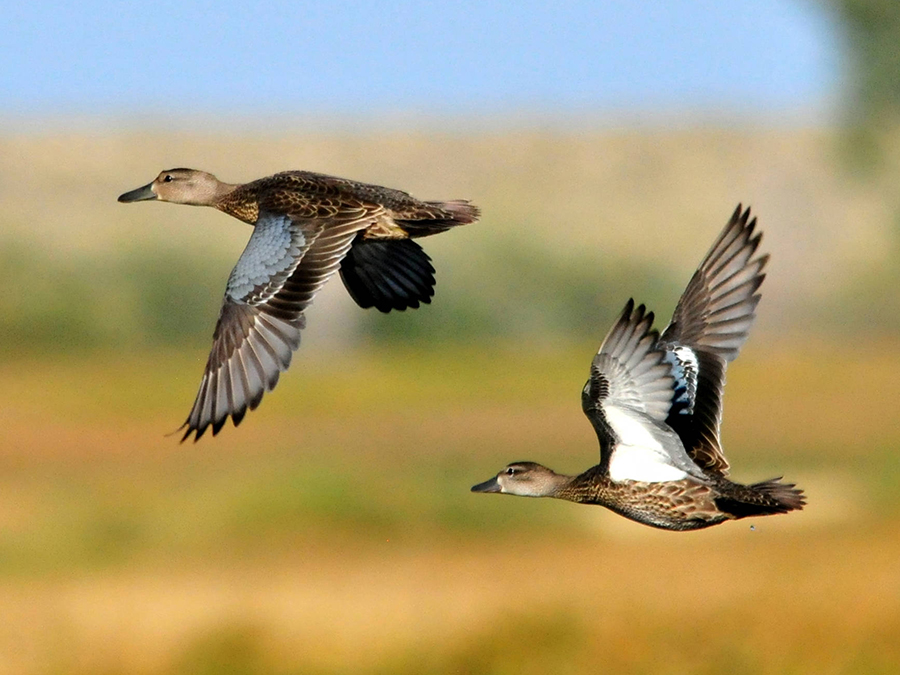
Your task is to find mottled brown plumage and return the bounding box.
[119,168,479,440]
[471,206,804,531]
[553,468,803,531]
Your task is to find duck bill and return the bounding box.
[118,182,157,203]
[471,476,502,493]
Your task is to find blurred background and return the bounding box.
[2,1,899,673]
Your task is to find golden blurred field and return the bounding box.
[1,128,899,673]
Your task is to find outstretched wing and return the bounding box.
[181,205,380,441]
[658,205,768,476]
[582,300,705,483]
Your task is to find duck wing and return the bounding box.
[339,237,436,312]
[658,205,768,477]
[583,299,706,483]
[181,204,380,441]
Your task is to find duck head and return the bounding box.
[471,461,569,498]
[118,168,232,206]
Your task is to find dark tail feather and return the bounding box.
[715,477,806,519]
[396,200,480,236]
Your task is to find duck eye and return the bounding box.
[163,174,174,182]
[505,467,516,476]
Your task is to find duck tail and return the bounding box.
[714,477,806,519]
[396,200,480,236]
[429,199,481,225]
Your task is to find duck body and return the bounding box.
[471,206,804,531]
[475,461,803,532]
[119,168,479,440]
[556,470,802,531]
[215,171,476,236]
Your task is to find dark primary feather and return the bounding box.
[658,204,768,477]
[661,205,767,360]
[339,237,436,312]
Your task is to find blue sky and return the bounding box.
[2,1,840,123]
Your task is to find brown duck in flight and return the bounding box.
[471,206,804,531]
[119,169,479,441]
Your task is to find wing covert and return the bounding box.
[181,205,381,441]
[225,213,310,304]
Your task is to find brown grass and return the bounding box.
[1,527,898,674]
[0,344,897,674]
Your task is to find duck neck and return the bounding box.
[552,466,606,503]
[541,471,579,500]
[214,183,259,224]
[212,180,239,202]
[184,179,238,208]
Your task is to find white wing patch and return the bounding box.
[663,346,699,415]
[609,447,690,483]
[226,213,306,304]
[605,406,702,483]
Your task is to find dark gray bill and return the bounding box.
[471,476,501,493]
[118,182,156,203]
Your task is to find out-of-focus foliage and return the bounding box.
[361,231,678,347]
[1,344,899,673]
[831,0,900,168]
[4,127,894,358]
[0,240,225,355]
[0,236,680,356]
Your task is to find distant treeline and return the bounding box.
[0,240,224,354]
[0,234,682,356]
[2,230,896,359]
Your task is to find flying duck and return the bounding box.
[119,169,479,440]
[471,206,804,530]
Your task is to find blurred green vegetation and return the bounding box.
[0,234,683,357]
[5,236,899,365]
[832,0,900,169]
[0,239,224,356]
[9,221,900,357]
[1,343,898,675]
[1,344,872,556]
[0,450,586,577]
[362,231,678,345]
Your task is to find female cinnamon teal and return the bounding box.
[119,169,479,441]
[471,206,804,530]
